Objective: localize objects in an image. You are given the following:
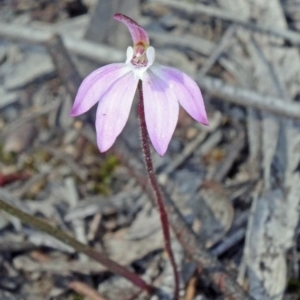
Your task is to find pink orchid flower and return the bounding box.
[70,14,208,156]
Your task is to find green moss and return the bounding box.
[72,294,84,300]
[99,155,119,178]
[0,144,18,164]
[287,278,300,293]
[90,155,119,195]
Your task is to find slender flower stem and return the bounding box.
[137,81,180,300]
[0,197,154,295]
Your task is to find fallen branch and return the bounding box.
[198,76,300,119]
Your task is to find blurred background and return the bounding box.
[0,0,300,299]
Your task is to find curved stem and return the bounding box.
[0,197,154,295]
[137,81,180,300]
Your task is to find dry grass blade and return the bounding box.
[69,281,108,300]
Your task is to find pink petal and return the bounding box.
[70,63,130,116]
[142,70,179,156]
[114,14,149,45]
[150,66,208,125]
[96,71,138,152]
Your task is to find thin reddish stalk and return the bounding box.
[137,81,180,300]
[115,143,252,300]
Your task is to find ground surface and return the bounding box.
[0,0,300,299]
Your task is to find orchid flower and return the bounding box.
[70,14,208,156]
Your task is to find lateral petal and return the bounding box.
[142,70,179,156]
[114,14,149,45]
[150,65,208,125]
[70,63,130,116]
[96,71,138,152]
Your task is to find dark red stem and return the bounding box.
[0,172,30,186]
[137,81,180,300]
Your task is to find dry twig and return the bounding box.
[45,34,82,99]
[0,194,154,295]
[198,76,300,119]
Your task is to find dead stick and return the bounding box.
[45,34,82,99]
[0,198,154,295]
[198,76,300,119]
[0,22,124,63]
